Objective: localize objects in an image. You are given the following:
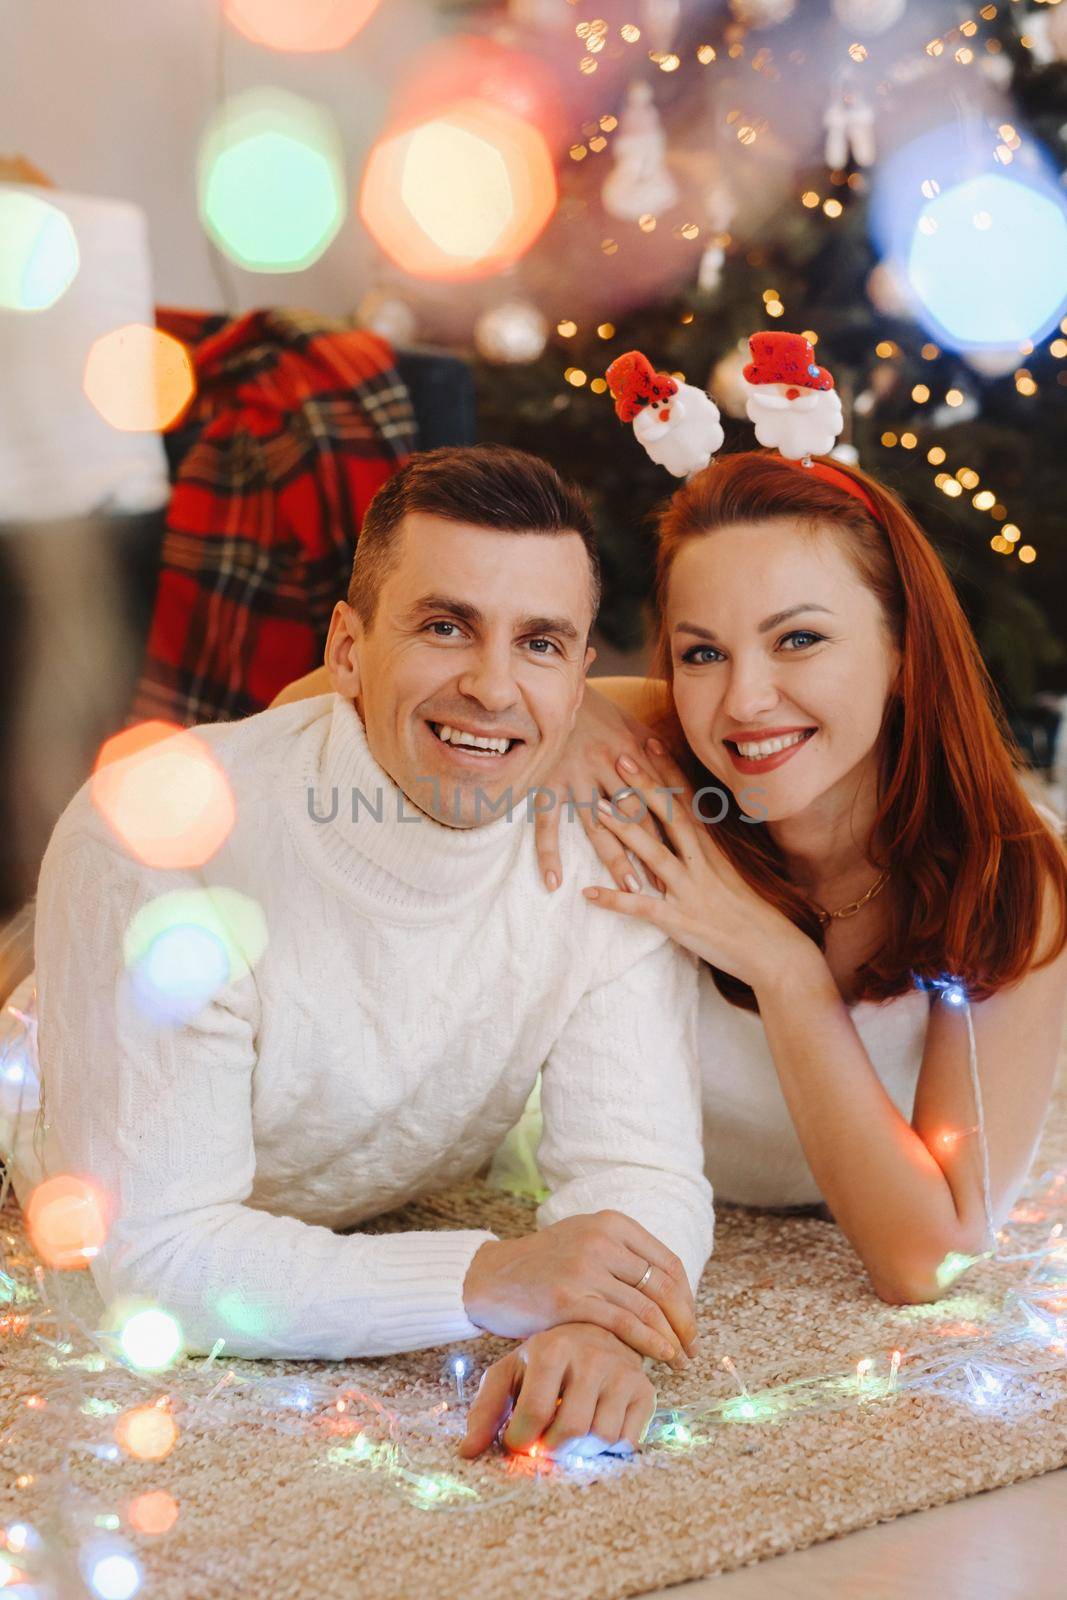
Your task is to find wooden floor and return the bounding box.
[641,1468,1066,1599]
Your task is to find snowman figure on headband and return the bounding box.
[742,331,844,463]
[606,351,725,479]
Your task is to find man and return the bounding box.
[32,445,713,1461]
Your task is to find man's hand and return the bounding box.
[457,1323,657,1459]
[462,1209,697,1370]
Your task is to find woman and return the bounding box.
[529,449,1067,1305]
[274,450,1067,1306]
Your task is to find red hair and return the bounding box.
[646,451,1067,1012]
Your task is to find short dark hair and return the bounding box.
[347,444,601,636]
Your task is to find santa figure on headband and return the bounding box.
[742,331,844,462]
[606,351,724,478]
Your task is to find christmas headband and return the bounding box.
[605,331,882,524]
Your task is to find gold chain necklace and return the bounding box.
[813,867,890,930]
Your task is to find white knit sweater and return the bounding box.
[29,693,713,1360]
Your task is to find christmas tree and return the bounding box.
[410,0,1067,731]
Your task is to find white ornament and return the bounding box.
[1025,5,1067,66]
[962,348,1021,379]
[824,103,849,170]
[848,98,876,167]
[830,441,860,465]
[745,382,845,460]
[979,52,1014,88]
[601,82,679,223]
[831,0,906,36]
[866,260,912,316]
[824,97,876,169]
[634,383,725,477]
[930,387,980,427]
[730,0,796,28]
[709,345,751,419]
[639,0,681,54]
[697,181,735,291]
[356,287,416,347]
[705,179,737,235]
[697,244,726,293]
[474,300,548,364]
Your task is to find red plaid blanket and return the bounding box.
[131,307,417,728]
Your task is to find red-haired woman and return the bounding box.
[534,450,1067,1305]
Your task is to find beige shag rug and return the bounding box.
[3,1043,1067,1600]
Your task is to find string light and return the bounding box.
[448,1353,473,1404]
[116,1307,184,1371]
[20,1134,1061,1537]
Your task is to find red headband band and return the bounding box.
[782,456,883,523]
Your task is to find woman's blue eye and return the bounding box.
[779,630,825,650]
[680,630,824,665]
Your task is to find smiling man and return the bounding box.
[31,444,713,1462]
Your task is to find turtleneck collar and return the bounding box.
[285,693,530,913]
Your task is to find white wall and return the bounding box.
[1,0,443,316]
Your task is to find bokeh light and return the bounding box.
[91,722,236,870]
[128,920,231,1025]
[25,1174,110,1270]
[83,324,195,433]
[0,188,80,311]
[118,1308,184,1372]
[224,0,381,51]
[360,101,556,281]
[124,888,268,1025]
[87,1549,141,1600]
[908,174,1067,348]
[128,1490,180,1535]
[871,120,1067,352]
[389,36,566,153]
[199,88,345,272]
[116,1403,180,1460]
[214,1288,272,1341]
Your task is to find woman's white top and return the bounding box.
[696,977,932,1208]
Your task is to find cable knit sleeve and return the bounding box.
[535,938,714,1295]
[34,825,496,1360]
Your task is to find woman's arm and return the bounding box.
[755,882,1067,1304]
[574,734,1067,1306]
[269,665,333,708]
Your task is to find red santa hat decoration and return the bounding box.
[605,350,724,479]
[606,330,846,476]
[741,331,844,462]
